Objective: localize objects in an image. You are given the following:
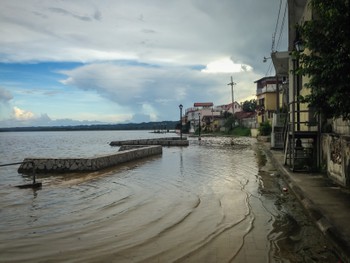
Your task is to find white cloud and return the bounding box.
[72,112,132,123]
[0,0,288,126]
[13,106,35,120]
[201,58,253,74]
[59,63,194,106]
[58,61,261,120]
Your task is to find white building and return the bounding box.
[184,102,242,133]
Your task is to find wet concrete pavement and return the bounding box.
[262,142,350,262]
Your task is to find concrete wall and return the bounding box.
[110,137,189,146]
[18,145,162,174]
[333,118,350,135]
[321,134,350,187]
[251,128,259,138]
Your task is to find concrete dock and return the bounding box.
[110,137,189,147]
[18,145,162,174]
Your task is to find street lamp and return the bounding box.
[198,112,201,141]
[263,56,271,63]
[179,104,183,140]
[295,40,304,52]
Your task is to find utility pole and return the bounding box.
[227,76,236,114]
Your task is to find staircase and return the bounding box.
[283,102,320,172]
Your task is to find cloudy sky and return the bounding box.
[0,0,288,127]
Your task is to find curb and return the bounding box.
[261,143,350,263]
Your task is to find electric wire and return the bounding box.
[275,0,288,51]
[271,0,282,52]
[265,0,285,76]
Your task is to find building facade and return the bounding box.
[255,76,282,124]
[184,102,242,133]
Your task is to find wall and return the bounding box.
[321,134,350,187]
[18,145,162,174]
[251,128,259,138]
[110,138,189,146]
[333,118,350,135]
[257,92,277,124]
[264,92,277,111]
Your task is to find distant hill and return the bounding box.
[0,121,178,132]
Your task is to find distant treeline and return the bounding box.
[0,121,178,132]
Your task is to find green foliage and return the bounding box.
[224,115,236,130]
[298,0,350,120]
[231,126,251,136]
[258,121,272,136]
[242,99,257,112]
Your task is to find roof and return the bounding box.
[254,76,277,83]
[194,102,213,107]
[234,111,256,120]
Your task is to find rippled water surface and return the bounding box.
[0,131,291,262]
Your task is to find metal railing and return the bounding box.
[0,161,38,186]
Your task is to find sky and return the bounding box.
[0,0,288,127]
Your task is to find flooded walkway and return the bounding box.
[0,134,338,262]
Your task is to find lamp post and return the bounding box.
[179,104,183,140]
[263,56,271,63]
[198,112,201,140]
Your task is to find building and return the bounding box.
[216,102,242,114]
[255,76,282,124]
[185,102,215,133]
[234,111,257,129]
[184,102,242,133]
[282,0,350,185]
[266,0,321,172]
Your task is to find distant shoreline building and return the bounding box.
[184,102,242,133]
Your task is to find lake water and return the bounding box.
[0,131,336,262]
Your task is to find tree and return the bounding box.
[224,115,235,130]
[298,0,350,120]
[258,121,272,136]
[242,99,257,112]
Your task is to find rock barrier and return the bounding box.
[18,145,162,174]
[110,137,189,146]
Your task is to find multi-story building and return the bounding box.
[255,76,282,124]
[184,102,242,133]
[270,0,320,172]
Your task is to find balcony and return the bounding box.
[256,85,277,95]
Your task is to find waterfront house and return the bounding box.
[267,0,350,187]
[184,102,242,133]
[255,76,282,124]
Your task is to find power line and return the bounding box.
[265,61,274,77]
[275,0,288,51]
[271,0,282,52]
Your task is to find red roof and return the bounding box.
[234,111,256,119]
[194,102,213,107]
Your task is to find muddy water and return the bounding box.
[0,132,338,262]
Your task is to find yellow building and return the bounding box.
[255,76,282,124]
[269,0,319,171]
